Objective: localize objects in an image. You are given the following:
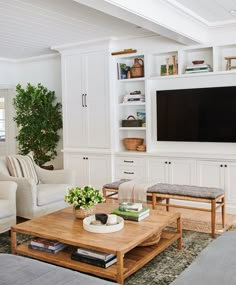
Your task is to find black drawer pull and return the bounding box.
[124,171,134,175]
[124,160,134,163]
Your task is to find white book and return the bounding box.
[76,247,115,261]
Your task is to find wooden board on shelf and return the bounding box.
[112,49,137,56]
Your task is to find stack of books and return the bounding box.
[28,237,67,254]
[71,247,117,268]
[123,94,145,103]
[111,202,150,221]
[185,64,213,74]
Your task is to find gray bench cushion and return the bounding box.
[170,231,236,285]
[148,183,224,199]
[103,180,224,199]
[103,179,130,189]
[0,254,119,285]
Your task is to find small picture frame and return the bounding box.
[137,109,146,123]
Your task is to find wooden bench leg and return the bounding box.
[152,194,157,209]
[222,195,225,228]
[211,199,216,238]
[166,198,170,211]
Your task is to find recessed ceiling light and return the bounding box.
[229,9,236,14]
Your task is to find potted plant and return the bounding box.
[13,83,62,168]
[64,185,105,218]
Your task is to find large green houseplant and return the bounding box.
[13,83,62,167]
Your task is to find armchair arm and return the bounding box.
[35,166,76,185]
[0,172,37,210]
[0,181,17,200]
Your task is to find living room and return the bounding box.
[1,0,236,284]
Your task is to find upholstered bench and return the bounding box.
[103,180,225,238]
[0,254,119,285]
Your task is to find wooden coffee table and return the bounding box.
[11,204,182,285]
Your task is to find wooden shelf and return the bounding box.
[15,230,180,282]
[119,127,146,131]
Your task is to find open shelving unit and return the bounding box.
[113,53,147,152]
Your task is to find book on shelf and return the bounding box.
[185,64,213,73]
[112,207,150,221]
[28,243,67,254]
[76,247,116,261]
[31,237,60,247]
[30,239,66,251]
[71,252,117,268]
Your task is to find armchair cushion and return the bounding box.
[6,154,39,185]
[37,184,70,206]
[0,200,15,218]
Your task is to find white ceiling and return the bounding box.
[1,0,236,60]
[0,0,154,59]
[172,0,236,25]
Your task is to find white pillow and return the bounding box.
[6,154,39,185]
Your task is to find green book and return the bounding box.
[112,207,150,218]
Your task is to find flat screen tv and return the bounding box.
[156,86,236,142]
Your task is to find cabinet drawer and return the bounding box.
[115,156,144,166]
[115,165,145,180]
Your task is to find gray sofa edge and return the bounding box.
[0,254,119,285]
[170,231,236,285]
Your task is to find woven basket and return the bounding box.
[140,229,162,246]
[123,138,144,151]
[73,207,95,219]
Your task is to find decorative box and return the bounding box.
[122,115,142,127]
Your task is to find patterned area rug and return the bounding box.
[0,230,215,285]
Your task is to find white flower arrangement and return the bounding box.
[64,185,105,210]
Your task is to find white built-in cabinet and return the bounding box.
[55,41,111,189]
[55,39,236,212]
[62,49,109,149]
[197,160,236,204]
[147,157,195,185]
[64,152,111,190]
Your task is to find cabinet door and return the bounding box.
[196,160,224,188]
[84,51,110,148]
[224,162,236,204]
[87,155,111,190]
[63,153,87,187]
[168,159,195,185]
[147,158,168,183]
[63,54,87,148]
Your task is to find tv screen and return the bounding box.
[156,86,236,142]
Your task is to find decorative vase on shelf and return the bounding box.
[131,58,144,78]
[73,207,95,219]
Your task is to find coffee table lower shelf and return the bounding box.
[14,231,180,283]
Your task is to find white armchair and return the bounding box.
[0,181,17,233]
[0,156,76,219]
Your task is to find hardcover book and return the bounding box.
[76,247,115,261]
[28,243,67,254]
[31,237,60,247]
[30,240,66,250]
[119,202,143,212]
[71,252,117,268]
[112,207,150,221]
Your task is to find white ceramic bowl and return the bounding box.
[83,215,124,233]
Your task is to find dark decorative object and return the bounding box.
[95,213,108,224]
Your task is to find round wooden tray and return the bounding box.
[83,215,124,233]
